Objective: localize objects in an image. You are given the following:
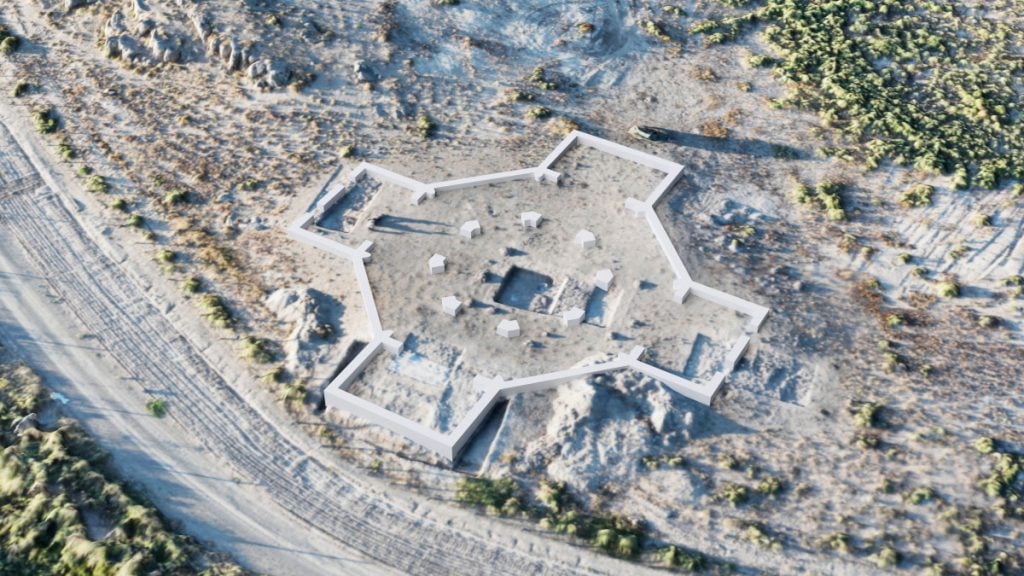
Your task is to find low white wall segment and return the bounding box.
[289,132,770,461]
[431,168,540,193]
[489,360,629,396]
[628,360,713,405]
[688,283,769,331]
[352,261,383,336]
[537,132,580,170]
[327,338,385,391]
[575,131,680,174]
[646,166,685,206]
[325,386,453,457]
[446,391,503,460]
[363,164,432,197]
[644,211,692,283]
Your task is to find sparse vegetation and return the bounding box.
[974,437,996,455]
[0,361,240,574]
[241,336,274,364]
[852,401,882,428]
[821,532,852,555]
[901,184,934,208]
[85,174,109,194]
[716,482,749,506]
[528,66,557,91]
[181,276,202,294]
[11,80,28,97]
[792,180,846,221]
[936,280,960,298]
[163,189,189,205]
[146,398,167,417]
[33,108,58,134]
[454,476,520,516]
[414,113,436,138]
[526,106,551,120]
[695,0,1024,190]
[56,138,75,160]
[198,294,234,328]
[0,26,20,55]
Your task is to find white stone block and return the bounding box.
[521,211,542,229]
[575,229,596,249]
[442,296,462,317]
[429,254,446,275]
[595,269,614,291]
[561,307,584,327]
[624,197,647,218]
[496,319,520,338]
[460,220,481,239]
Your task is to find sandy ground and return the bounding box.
[0,0,1022,573]
[0,117,661,575]
[324,149,747,432]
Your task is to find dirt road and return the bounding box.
[0,117,652,575]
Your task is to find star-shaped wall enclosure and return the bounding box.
[289,131,769,461]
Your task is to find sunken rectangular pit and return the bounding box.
[493,266,555,313]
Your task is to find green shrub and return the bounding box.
[756,476,783,497]
[901,184,933,207]
[742,522,782,551]
[156,249,176,263]
[11,81,28,97]
[181,277,201,294]
[747,54,776,68]
[659,545,705,570]
[904,486,935,505]
[33,109,58,134]
[77,165,93,176]
[689,1,1024,190]
[717,482,748,506]
[793,180,846,220]
[262,366,287,384]
[0,34,19,55]
[852,402,881,428]
[414,113,436,138]
[641,20,670,41]
[241,337,274,363]
[163,189,189,205]
[277,381,306,412]
[936,281,960,298]
[145,399,167,418]
[198,294,233,328]
[526,106,551,120]
[126,214,143,228]
[821,532,852,554]
[874,544,900,568]
[454,476,519,512]
[56,139,75,160]
[85,175,109,194]
[974,437,996,455]
[529,67,557,90]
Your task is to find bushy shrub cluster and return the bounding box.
[695,0,1024,191]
